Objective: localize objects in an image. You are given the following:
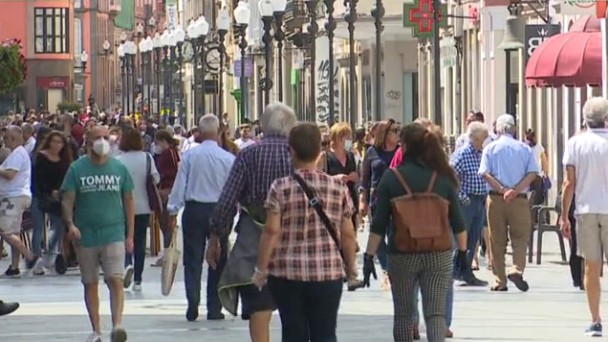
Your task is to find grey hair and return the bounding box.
[495,121,516,135]
[583,97,608,128]
[165,125,175,136]
[198,113,220,135]
[260,102,297,137]
[467,121,489,140]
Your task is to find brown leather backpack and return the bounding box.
[390,169,453,253]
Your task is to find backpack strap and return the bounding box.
[391,169,413,195]
[426,172,438,193]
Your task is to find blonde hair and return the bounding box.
[329,122,352,142]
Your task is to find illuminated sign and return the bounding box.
[403,0,448,38]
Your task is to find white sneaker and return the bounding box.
[123,266,134,289]
[111,326,128,342]
[85,332,102,342]
[132,282,142,292]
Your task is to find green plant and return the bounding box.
[0,39,26,94]
[57,101,82,113]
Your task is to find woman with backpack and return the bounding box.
[362,122,468,342]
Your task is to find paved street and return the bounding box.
[0,231,600,341]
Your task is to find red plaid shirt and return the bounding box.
[265,169,354,282]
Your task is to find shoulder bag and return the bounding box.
[146,152,163,213]
[292,172,344,260]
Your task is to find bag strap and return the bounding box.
[426,172,438,193]
[291,172,345,260]
[391,169,413,194]
[145,152,151,177]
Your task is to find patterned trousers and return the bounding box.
[388,251,453,342]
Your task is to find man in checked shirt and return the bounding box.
[208,103,296,342]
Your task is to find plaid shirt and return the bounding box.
[450,143,487,201]
[210,135,292,236]
[265,169,354,281]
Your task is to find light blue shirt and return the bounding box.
[478,134,539,193]
[167,140,235,214]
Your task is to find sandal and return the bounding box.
[490,284,508,291]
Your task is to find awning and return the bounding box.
[525,16,602,88]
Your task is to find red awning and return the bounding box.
[525,17,602,88]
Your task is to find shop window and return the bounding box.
[34,7,69,54]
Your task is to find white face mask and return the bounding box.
[344,139,353,151]
[92,138,111,156]
[153,145,162,155]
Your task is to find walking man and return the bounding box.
[61,126,135,342]
[561,97,608,337]
[479,114,538,292]
[167,114,235,322]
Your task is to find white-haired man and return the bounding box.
[167,114,235,322]
[209,103,297,342]
[561,97,608,337]
[479,114,538,293]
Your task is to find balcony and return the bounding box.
[109,0,122,16]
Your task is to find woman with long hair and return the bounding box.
[219,123,239,156]
[29,126,52,267]
[34,130,74,274]
[363,123,467,342]
[359,118,400,290]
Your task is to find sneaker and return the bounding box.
[585,323,603,337]
[123,266,134,289]
[151,256,164,267]
[85,332,102,342]
[111,326,127,342]
[132,282,142,292]
[32,267,45,276]
[4,265,20,277]
[25,255,42,270]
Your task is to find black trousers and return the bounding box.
[569,213,584,288]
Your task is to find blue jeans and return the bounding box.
[182,202,227,314]
[125,214,150,283]
[462,195,487,267]
[44,214,65,258]
[30,197,46,256]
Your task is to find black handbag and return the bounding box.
[38,193,62,215]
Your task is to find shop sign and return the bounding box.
[560,0,606,18]
[440,37,458,68]
[36,77,69,89]
[524,24,561,64]
[403,0,447,39]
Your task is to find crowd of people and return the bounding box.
[3,96,604,342]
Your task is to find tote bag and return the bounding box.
[161,226,180,296]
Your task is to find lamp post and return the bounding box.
[324,0,336,126]
[102,40,111,108]
[78,50,89,105]
[188,16,210,120]
[273,0,287,102]
[139,36,153,119]
[187,19,200,119]
[160,30,171,123]
[234,1,251,123]
[498,3,524,117]
[371,0,384,122]
[125,40,137,116]
[118,44,127,115]
[344,0,357,129]
[306,0,318,122]
[259,0,274,107]
[174,26,186,123]
[152,33,163,122]
[216,9,231,116]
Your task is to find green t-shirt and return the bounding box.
[61,156,134,248]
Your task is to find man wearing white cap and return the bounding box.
[478,113,539,292]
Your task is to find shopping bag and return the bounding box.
[161,226,180,296]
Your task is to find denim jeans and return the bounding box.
[125,214,150,283]
[182,202,227,314]
[30,197,46,256]
[268,276,343,342]
[43,214,65,264]
[462,195,487,267]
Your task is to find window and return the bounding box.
[34,7,69,53]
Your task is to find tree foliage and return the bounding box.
[0,39,26,94]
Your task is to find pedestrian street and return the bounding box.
[0,231,599,342]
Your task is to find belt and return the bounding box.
[467,193,487,198]
[488,191,526,199]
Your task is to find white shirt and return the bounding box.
[0,146,31,198]
[181,136,199,153]
[23,137,36,156]
[235,137,256,150]
[174,135,186,151]
[531,143,545,177]
[168,140,235,214]
[116,151,160,215]
[563,128,608,215]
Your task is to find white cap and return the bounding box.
[496,114,515,126]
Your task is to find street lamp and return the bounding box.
[273,0,287,102]
[118,43,127,115]
[148,16,156,28]
[324,0,337,125]
[259,0,274,107]
[152,32,163,121]
[498,3,524,117]
[80,50,89,71]
[306,0,318,122]
[234,1,251,123]
[139,36,153,118]
[344,0,357,129]
[120,32,128,43]
[136,22,144,37]
[160,30,171,122]
[189,16,210,119]
[102,39,111,55]
[125,40,138,116]
[216,9,231,117]
[174,26,186,123]
[371,0,384,122]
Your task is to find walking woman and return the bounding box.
[34,130,73,274]
[359,119,400,289]
[116,127,160,291]
[151,129,180,266]
[253,123,359,342]
[29,126,51,272]
[363,123,467,342]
